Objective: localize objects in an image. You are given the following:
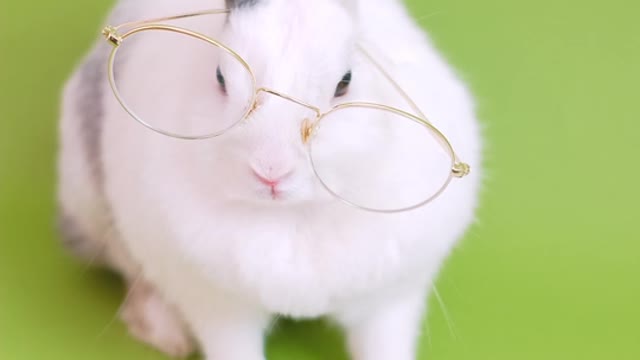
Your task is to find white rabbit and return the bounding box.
[57,0,482,359]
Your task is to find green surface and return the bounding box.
[1,0,639,359]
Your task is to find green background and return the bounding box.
[1,0,639,359]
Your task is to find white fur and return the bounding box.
[58,0,482,359]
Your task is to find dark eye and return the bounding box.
[334,70,351,97]
[216,66,227,93]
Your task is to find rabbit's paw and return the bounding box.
[120,281,196,358]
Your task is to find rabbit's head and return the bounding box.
[117,0,443,211]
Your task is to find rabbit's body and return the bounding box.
[58,0,481,359]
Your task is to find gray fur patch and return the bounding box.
[226,0,260,9]
[57,209,102,261]
[76,49,107,185]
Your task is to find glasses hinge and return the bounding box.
[452,162,471,178]
[301,118,315,144]
[102,26,122,46]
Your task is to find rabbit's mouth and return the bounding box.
[257,184,285,201]
[244,164,321,203]
[252,169,290,200]
[253,180,301,203]
[248,177,322,205]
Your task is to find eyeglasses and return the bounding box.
[101,8,470,213]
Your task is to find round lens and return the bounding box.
[309,105,454,212]
[110,28,255,139]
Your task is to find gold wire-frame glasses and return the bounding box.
[101,8,470,213]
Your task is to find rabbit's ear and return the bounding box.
[226,0,261,9]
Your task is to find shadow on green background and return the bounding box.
[1,0,639,359]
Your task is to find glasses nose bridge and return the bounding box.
[255,87,321,145]
[256,87,321,118]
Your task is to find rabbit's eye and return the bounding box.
[334,70,352,98]
[216,66,227,94]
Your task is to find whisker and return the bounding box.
[432,284,458,341]
[266,314,281,334]
[413,10,446,25]
[372,9,446,41]
[80,219,118,274]
[94,270,143,340]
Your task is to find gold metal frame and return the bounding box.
[102,8,470,213]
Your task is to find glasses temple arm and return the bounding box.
[357,45,429,121]
[358,44,470,176]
